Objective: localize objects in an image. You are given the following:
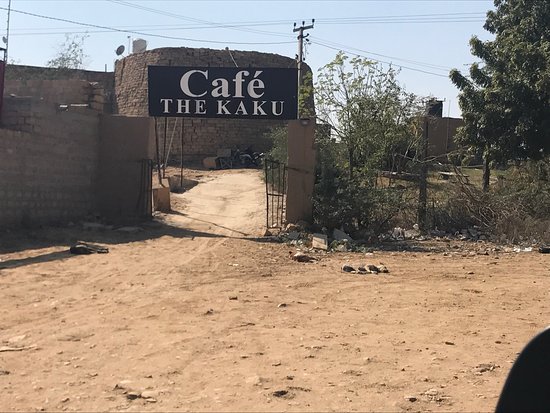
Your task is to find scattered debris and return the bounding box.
[290,252,317,263]
[272,389,294,399]
[0,345,36,352]
[0,369,10,375]
[140,390,158,399]
[311,233,328,250]
[475,363,499,374]
[405,395,417,402]
[114,380,135,391]
[342,263,389,274]
[367,264,380,273]
[204,309,214,315]
[377,264,389,273]
[332,240,351,252]
[287,386,311,393]
[341,264,355,273]
[69,242,109,255]
[126,392,141,400]
[343,369,363,376]
[246,375,269,387]
[287,231,300,240]
[423,388,448,403]
[333,228,352,241]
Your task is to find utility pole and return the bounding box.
[293,19,314,117]
[0,0,12,123]
[417,116,429,231]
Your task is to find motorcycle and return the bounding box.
[232,146,264,168]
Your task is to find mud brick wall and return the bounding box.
[115,47,308,161]
[5,65,116,113]
[0,98,100,227]
[425,117,464,160]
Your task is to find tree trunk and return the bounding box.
[482,152,490,192]
[348,148,354,179]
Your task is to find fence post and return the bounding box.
[286,118,316,223]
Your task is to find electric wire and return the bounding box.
[0,5,475,77]
[311,39,450,77]
[312,36,451,71]
[106,0,294,38]
[0,6,296,45]
[6,12,488,36]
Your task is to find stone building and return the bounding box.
[4,46,307,163]
[115,47,305,162]
[0,46,307,227]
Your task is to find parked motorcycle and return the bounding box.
[232,146,264,168]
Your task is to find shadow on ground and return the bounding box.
[0,219,224,255]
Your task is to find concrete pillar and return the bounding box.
[286,118,316,223]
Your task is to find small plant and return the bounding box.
[46,33,89,70]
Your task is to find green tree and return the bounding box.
[450,0,550,191]
[47,34,89,69]
[315,52,424,180]
[312,52,425,234]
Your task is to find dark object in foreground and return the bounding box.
[496,326,550,412]
[538,246,550,254]
[69,243,109,255]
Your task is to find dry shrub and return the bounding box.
[430,160,550,243]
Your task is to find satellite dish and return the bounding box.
[115,45,125,56]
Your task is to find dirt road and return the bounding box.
[0,169,548,412]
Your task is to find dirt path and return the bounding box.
[1,169,549,412]
[165,169,266,238]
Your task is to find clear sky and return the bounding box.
[0,0,495,117]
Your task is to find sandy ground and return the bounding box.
[0,169,549,412]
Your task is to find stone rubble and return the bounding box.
[272,222,542,255]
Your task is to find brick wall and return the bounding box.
[4,50,314,162]
[115,47,309,161]
[0,98,100,227]
[5,65,115,112]
[426,117,464,160]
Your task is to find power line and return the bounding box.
[312,36,451,71]
[311,39,450,77]
[107,0,295,39]
[7,12,488,34]
[0,6,296,45]
[219,0,489,1]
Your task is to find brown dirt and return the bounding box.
[0,169,548,412]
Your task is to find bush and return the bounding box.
[265,126,287,164]
[427,158,550,243]
[313,130,414,236]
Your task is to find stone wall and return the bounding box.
[4,65,115,113]
[115,47,307,161]
[4,49,311,162]
[0,98,100,227]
